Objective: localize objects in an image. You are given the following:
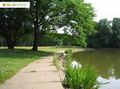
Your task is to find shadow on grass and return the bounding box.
[0,49,54,59]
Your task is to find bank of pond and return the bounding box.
[55,49,120,89]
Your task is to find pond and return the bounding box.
[72,49,120,89]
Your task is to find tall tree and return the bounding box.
[29,0,60,50]
[97,19,113,47]
[88,19,113,47]
[29,0,95,50]
[112,18,120,47]
[0,9,31,49]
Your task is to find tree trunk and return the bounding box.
[8,44,14,49]
[32,1,40,51]
[7,41,15,49]
[32,23,38,51]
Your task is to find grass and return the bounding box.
[63,61,102,89]
[0,46,77,84]
[65,49,73,54]
[30,70,36,73]
[53,55,59,69]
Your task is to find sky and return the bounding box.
[85,0,120,21]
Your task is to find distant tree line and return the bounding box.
[17,18,120,48]
[87,18,120,48]
[0,18,120,48]
[11,32,81,47]
[39,32,81,46]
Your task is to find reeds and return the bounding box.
[63,61,102,89]
[53,55,59,68]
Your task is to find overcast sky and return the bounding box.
[85,0,120,21]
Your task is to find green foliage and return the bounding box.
[40,32,78,46]
[0,8,31,49]
[62,0,96,47]
[111,18,120,47]
[65,49,72,54]
[0,36,6,46]
[53,55,59,69]
[97,19,113,47]
[88,19,113,48]
[17,33,33,46]
[0,0,95,49]
[64,62,102,89]
[29,0,95,50]
[88,18,120,48]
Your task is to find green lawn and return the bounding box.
[0,46,76,84]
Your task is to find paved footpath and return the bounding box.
[0,52,64,89]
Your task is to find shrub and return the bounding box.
[63,61,102,89]
[65,49,72,54]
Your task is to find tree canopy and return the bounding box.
[88,18,120,48]
[0,9,32,49]
[29,0,95,50]
[0,0,95,49]
[112,18,120,47]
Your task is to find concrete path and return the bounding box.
[0,54,64,89]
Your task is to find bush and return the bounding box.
[65,49,72,54]
[63,62,102,89]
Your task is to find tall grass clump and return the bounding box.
[65,49,72,54]
[63,61,102,89]
[53,55,59,69]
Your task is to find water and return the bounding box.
[72,49,120,89]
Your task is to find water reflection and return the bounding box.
[72,49,120,89]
